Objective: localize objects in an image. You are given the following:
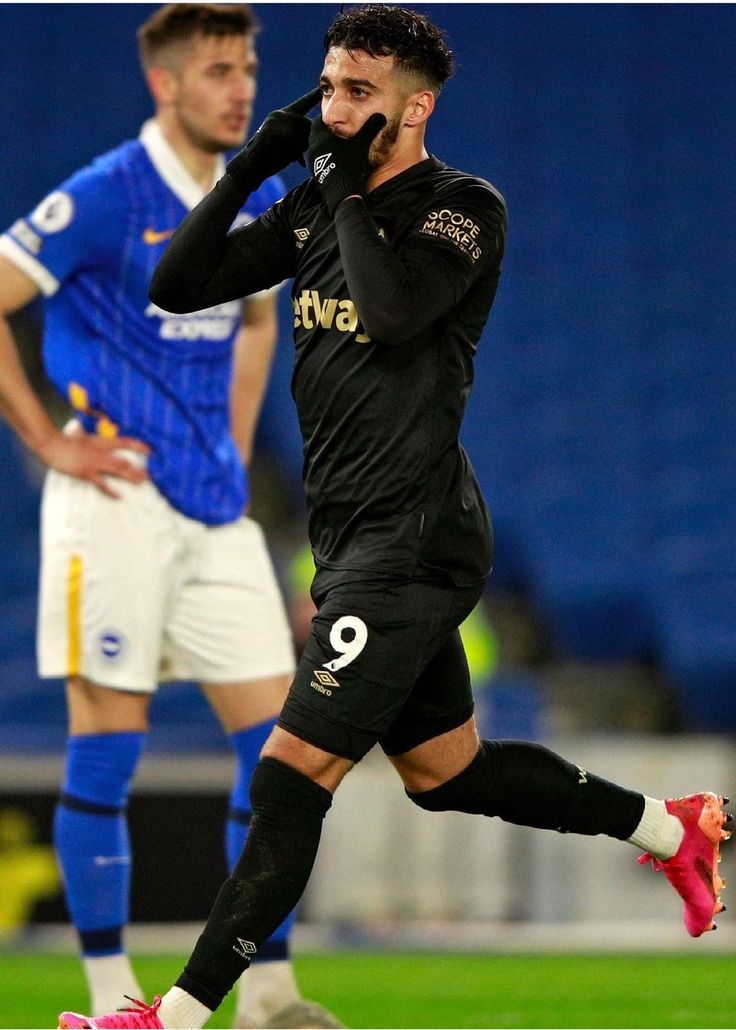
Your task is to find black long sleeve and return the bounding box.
[334,196,483,345]
[150,175,292,314]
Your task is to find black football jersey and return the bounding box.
[152,156,507,585]
[248,157,507,584]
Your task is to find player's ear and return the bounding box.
[403,89,435,128]
[147,65,179,106]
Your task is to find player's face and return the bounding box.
[319,48,417,165]
[172,32,258,153]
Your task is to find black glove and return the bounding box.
[308,113,387,215]
[225,87,322,195]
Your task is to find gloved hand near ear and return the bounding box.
[308,113,387,215]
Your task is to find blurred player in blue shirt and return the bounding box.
[0,6,339,1028]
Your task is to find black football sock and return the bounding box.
[176,757,332,1012]
[407,739,644,839]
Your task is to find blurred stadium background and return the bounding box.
[1,0,736,992]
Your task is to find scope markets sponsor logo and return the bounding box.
[420,208,483,262]
[145,300,240,341]
[292,289,370,342]
[313,152,336,183]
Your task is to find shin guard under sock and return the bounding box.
[54,732,145,955]
[227,721,295,960]
[177,757,332,1011]
[408,739,644,839]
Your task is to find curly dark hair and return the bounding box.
[324,5,455,93]
[138,4,258,70]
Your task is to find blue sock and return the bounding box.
[54,731,145,957]
[228,719,296,960]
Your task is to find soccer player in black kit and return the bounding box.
[58,7,731,1029]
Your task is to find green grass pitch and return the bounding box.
[1,952,735,1029]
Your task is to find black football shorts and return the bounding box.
[278,568,483,762]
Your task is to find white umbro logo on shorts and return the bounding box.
[313,153,336,183]
[314,669,340,688]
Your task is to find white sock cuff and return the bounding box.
[628,795,684,859]
[82,954,142,1016]
[235,958,300,1025]
[159,986,212,1030]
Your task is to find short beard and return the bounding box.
[176,107,231,154]
[369,112,402,167]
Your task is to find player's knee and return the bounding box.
[62,731,146,807]
[249,757,334,820]
[262,724,351,792]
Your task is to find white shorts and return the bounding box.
[37,466,296,693]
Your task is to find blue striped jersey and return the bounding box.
[0,120,283,525]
